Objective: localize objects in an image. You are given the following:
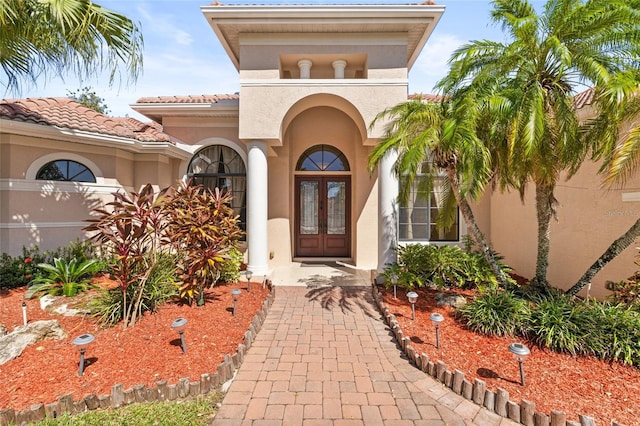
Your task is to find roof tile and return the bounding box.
[135,94,240,104]
[0,97,174,143]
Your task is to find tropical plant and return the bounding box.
[84,184,169,328]
[438,0,640,293]
[457,290,531,336]
[164,182,244,306]
[0,0,143,93]
[217,247,244,284]
[25,257,100,298]
[367,96,510,288]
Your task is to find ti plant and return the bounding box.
[164,182,244,306]
[85,184,169,328]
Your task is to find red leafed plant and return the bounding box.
[85,184,169,328]
[164,181,244,306]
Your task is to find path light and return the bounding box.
[430,312,444,349]
[262,274,267,289]
[407,291,418,320]
[391,275,398,299]
[171,317,188,354]
[508,342,530,386]
[72,334,95,376]
[241,270,253,293]
[21,302,27,326]
[231,289,241,316]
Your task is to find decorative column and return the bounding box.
[247,141,269,276]
[378,152,399,271]
[297,59,312,79]
[332,60,347,79]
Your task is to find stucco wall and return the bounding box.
[489,161,640,299]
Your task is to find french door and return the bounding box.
[295,176,350,257]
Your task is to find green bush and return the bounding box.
[89,252,178,327]
[381,244,510,291]
[587,302,640,365]
[527,293,594,355]
[217,247,244,284]
[0,241,100,291]
[25,258,101,298]
[457,290,531,336]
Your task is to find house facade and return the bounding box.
[1,3,638,297]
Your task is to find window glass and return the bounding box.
[187,145,246,233]
[36,160,96,183]
[398,175,459,242]
[296,145,350,171]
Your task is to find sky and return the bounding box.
[9,0,545,119]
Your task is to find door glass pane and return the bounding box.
[326,181,345,235]
[300,181,319,234]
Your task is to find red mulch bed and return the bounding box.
[0,281,270,412]
[380,285,640,425]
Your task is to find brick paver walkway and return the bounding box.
[212,285,516,425]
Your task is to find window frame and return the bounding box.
[35,159,96,183]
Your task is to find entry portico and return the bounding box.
[133,3,445,276]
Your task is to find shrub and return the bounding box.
[587,302,640,365]
[382,244,511,291]
[89,252,178,327]
[457,290,531,336]
[164,183,244,305]
[527,293,595,355]
[217,247,244,284]
[25,258,101,298]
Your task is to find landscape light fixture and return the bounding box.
[21,301,27,326]
[241,270,253,293]
[171,317,188,354]
[407,292,418,320]
[429,312,444,349]
[391,275,398,299]
[262,274,267,289]
[231,289,241,316]
[72,334,95,376]
[508,342,531,386]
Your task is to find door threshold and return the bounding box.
[293,257,353,264]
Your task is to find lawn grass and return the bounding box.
[31,393,223,425]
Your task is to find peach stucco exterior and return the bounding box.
[1,3,639,297]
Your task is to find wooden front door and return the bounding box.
[295,176,350,257]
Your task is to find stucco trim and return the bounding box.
[0,178,132,195]
[239,79,408,87]
[0,221,88,229]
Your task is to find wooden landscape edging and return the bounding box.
[0,284,276,426]
[370,283,625,426]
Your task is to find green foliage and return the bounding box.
[585,302,640,365]
[457,290,531,336]
[25,257,100,298]
[381,244,510,291]
[89,252,178,327]
[527,293,594,355]
[217,247,244,284]
[0,240,100,290]
[164,182,244,305]
[67,86,110,114]
[32,393,222,425]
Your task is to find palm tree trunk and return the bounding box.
[566,217,640,296]
[531,182,555,291]
[445,167,510,287]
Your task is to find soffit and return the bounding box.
[201,4,445,70]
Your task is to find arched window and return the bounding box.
[35,160,96,183]
[187,145,246,231]
[296,145,350,171]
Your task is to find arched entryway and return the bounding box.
[294,145,351,257]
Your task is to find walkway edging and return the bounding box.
[0,285,276,426]
[371,283,623,426]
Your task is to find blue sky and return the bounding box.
[12,0,545,119]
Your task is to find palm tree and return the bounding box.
[438,0,640,291]
[0,0,143,92]
[367,95,511,287]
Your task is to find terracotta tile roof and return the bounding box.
[574,87,595,109]
[135,94,240,104]
[0,97,173,143]
[408,93,444,102]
